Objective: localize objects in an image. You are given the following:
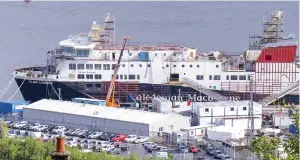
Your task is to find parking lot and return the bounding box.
[2,119,221,160]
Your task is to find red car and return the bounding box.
[189,146,199,153]
[112,135,127,142]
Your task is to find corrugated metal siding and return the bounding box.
[257,46,297,63]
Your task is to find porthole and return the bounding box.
[196,65,200,68]
[173,65,176,67]
[148,64,151,67]
[122,64,125,67]
[216,65,219,68]
[190,65,193,68]
[139,64,142,67]
[131,64,134,67]
[230,62,233,66]
[166,64,169,67]
[182,65,185,68]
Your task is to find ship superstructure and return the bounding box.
[12,11,299,105]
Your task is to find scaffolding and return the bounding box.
[249,9,285,50]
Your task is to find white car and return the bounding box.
[124,135,137,143]
[8,130,17,138]
[66,141,78,148]
[13,121,28,129]
[34,125,48,132]
[134,136,149,143]
[88,132,103,139]
[101,145,114,152]
[52,126,66,134]
[28,123,41,130]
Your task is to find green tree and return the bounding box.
[251,136,279,160]
[284,105,299,160]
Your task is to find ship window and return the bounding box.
[76,49,89,57]
[166,64,169,67]
[95,64,101,70]
[190,65,193,68]
[173,53,176,56]
[230,62,233,66]
[116,75,119,79]
[86,64,93,70]
[129,53,132,56]
[214,75,221,80]
[139,64,142,67]
[112,64,116,70]
[209,75,212,80]
[231,75,238,80]
[103,64,110,70]
[155,53,157,56]
[226,75,229,80]
[77,74,84,79]
[130,64,134,67]
[124,75,127,80]
[243,107,247,111]
[137,75,140,80]
[164,53,166,56]
[77,64,84,70]
[69,64,76,70]
[266,55,272,61]
[182,65,185,68]
[86,84,93,88]
[239,75,246,80]
[196,65,200,68]
[95,84,101,88]
[86,74,93,79]
[129,74,135,80]
[95,74,102,79]
[122,64,125,67]
[173,65,176,67]
[230,107,234,111]
[205,108,209,112]
[196,75,204,80]
[120,75,123,80]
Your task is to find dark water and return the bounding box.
[0,1,298,101]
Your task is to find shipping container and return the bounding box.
[152,97,172,113]
[207,126,245,141]
[0,101,29,114]
[138,52,149,61]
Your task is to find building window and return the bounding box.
[209,75,212,80]
[86,74,93,79]
[129,74,135,80]
[95,64,101,70]
[230,107,234,111]
[86,64,93,70]
[196,65,200,68]
[77,74,84,79]
[226,75,229,80]
[243,107,247,111]
[239,75,246,80]
[112,64,116,70]
[77,64,84,70]
[137,75,140,80]
[130,64,134,67]
[124,75,127,80]
[103,64,110,70]
[214,75,221,80]
[231,75,238,80]
[120,75,123,79]
[205,108,209,112]
[69,64,76,70]
[266,55,272,61]
[196,75,204,80]
[95,74,102,79]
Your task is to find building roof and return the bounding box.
[23,99,186,125]
[191,101,262,108]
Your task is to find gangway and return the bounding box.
[182,77,227,101]
[258,80,300,106]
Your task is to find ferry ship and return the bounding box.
[13,10,300,105]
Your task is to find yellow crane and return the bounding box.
[106,36,130,107]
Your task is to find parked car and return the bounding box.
[70,129,81,136]
[8,121,19,128]
[13,121,28,129]
[222,155,233,160]
[206,147,215,155]
[88,132,103,139]
[197,156,207,160]
[124,135,137,143]
[101,145,114,152]
[119,143,129,151]
[188,146,199,153]
[107,148,121,154]
[65,129,75,136]
[112,134,127,142]
[134,136,149,143]
[66,141,78,148]
[213,150,223,159]
[28,123,41,130]
[34,125,49,132]
[144,142,156,149]
[52,126,66,134]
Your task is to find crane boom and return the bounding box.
[106,36,130,107]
